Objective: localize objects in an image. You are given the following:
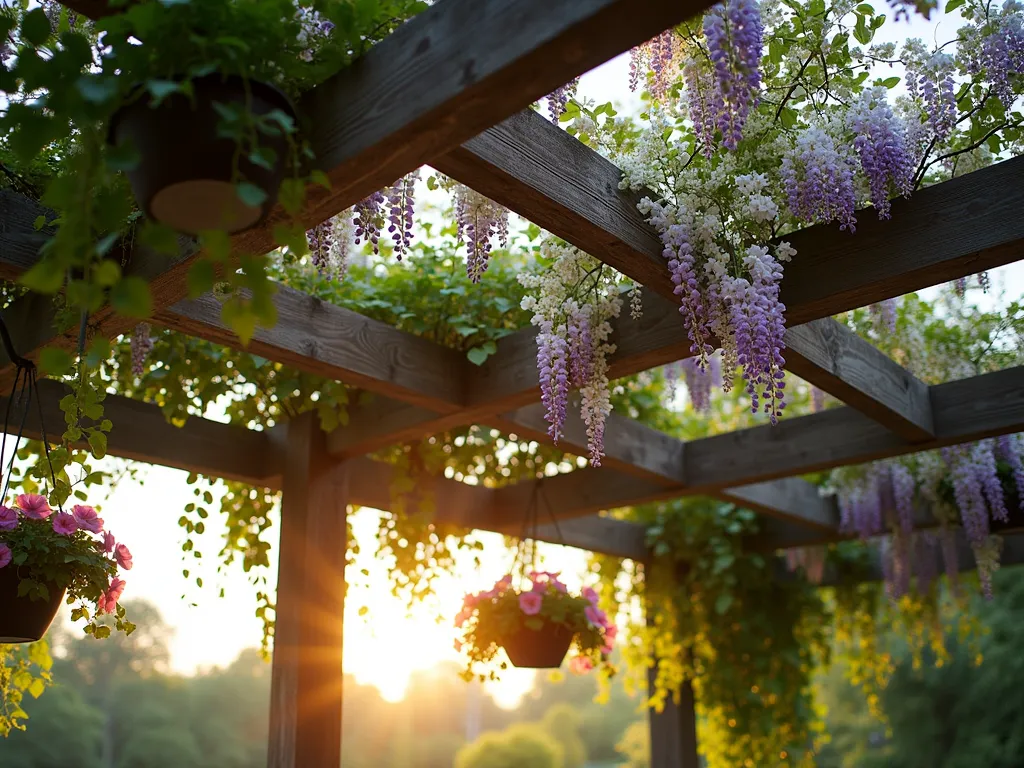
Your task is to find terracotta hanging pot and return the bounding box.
[0,566,65,643]
[500,620,575,669]
[108,74,297,236]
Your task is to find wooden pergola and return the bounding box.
[2,0,1024,765]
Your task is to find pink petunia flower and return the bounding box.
[72,505,103,534]
[16,493,52,520]
[582,586,600,605]
[52,512,78,536]
[102,531,116,553]
[115,543,133,571]
[453,608,472,628]
[495,574,512,591]
[569,655,594,674]
[0,543,11,569]
[584,604,607,628]
[519,591,543,616]
[98,577,126,614]
[462,592,479,610]
[0,506,18,531]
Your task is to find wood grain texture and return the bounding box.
[784,319,934,442]
[495,399,687,486]
[1,380,276,486]
[297,0,705,229]
[159,284,467,412]
[0,190,53,280]
[649,669,700,768]
[267,414,348,768]
[683,366,1024,491]
[781,154,1024,323]
[719,476,839,530]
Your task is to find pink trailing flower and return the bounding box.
[102,531,116,553]
[52,512,78,536]
[0,505,18,531]
[569,655,594,674]
[98,577,126,614]
[495,574,513,591]
[462,592,480,610]
[72,504,103,534]
[518,592,543,616]
[115,543,133,571]
[16,493,52,520]
[581,586,600,606]
[0,542,10,569]
[454,608,472,627]
[602,623,618,653]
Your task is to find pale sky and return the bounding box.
[8,6,1024,709]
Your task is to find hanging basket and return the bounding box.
[0,566,65,644]
[108,74,297,236]
[500,619,575,669]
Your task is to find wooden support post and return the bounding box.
[267,413,349,768]
[648,671,701,768]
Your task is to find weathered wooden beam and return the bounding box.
[717,476,839,531]
[649,671,700,768]
[267,413,348,768]
[157,286,468,413]
[0,378,276,487]
[683,365,1024,492]
[784,319,933,442]
[434,109,1023,433]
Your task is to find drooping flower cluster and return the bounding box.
[836,461,916,540]
[783,545,827,584]
[520,241,622,463]
[683,57,718,154]
[633,170,790,423]
[296,4,336,61]
[703,0,764,149]
[0,493,134,629]
[869,298,899,334]
[306,210,355,281]
[959,0,1024,108]
[547,77,580,123]
[130,323,153,377]
[629,30,682,100]
[666,354,723,414]
[453,184,510,283]
[306,213,352,279]
[352,172,419,258]
[781,125,858,231]
[904,41,958,141]
[846,87,915,219]
[454,571,616,678]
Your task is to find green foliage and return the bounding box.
[0,641,52,739]
[540,704,587,768]
[455,723,564,768]
[615,720,650,768]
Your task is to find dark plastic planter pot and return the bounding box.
[108,74,297,236]
[500,621,575,669]
[0,566,65,643]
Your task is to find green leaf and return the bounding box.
[945,0,964,10]
[21,9,51,46]
[853,17,872,45]
[38,347,73,376]
[105,142,141,173]
[28,679,46,699]
[93,260,121,287]
[187,260,217,299]
[20,260,65,294]
[779,107,798,129]
[856,2,874,11]
[880,76,900,89]
[715,593,734,615]
[88,432,107,459]
[77,75,119,104]
[236,182,268,208]
[222,299,259,346]
[110,276,152,318]
[146,79,181,104]
[466,347,490,366]
[309,170,331,189]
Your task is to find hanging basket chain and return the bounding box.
[0,309,89,513]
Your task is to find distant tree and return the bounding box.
[0,683,103,768]
[616,720,650,768]
[455,723,563,768]
[541,703,586,768]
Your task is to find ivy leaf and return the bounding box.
[93,260,121,288]
[39,347,73,376]
[466,346,491,366]
[21,259,65,294]
[88,432,107,459]
[110,276,153,318]
[187,260,217,299]
[21,9,51,46]
[237,182,268,208]
[146,79,181,105]
[715,593,734,615]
